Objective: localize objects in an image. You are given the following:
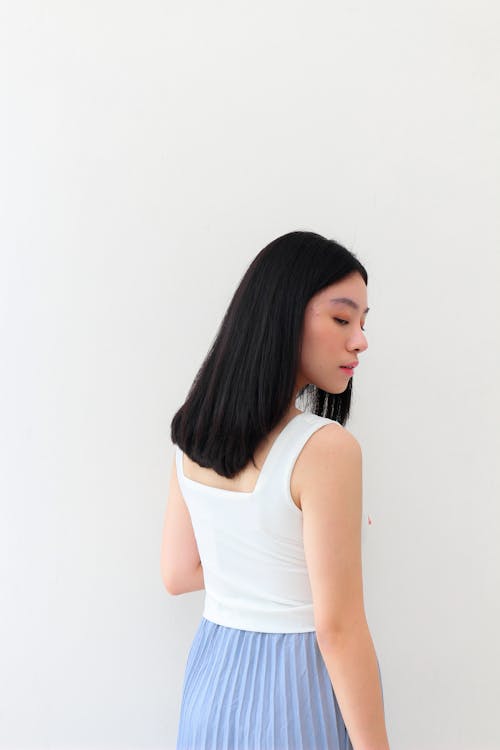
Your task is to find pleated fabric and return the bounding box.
[176,616,382,750]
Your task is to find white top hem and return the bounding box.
[203,598,317,634]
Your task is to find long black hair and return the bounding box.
[170,230,368,478]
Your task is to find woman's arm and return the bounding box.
[171,561,205,595]
[317,623,388,750]
[299,424,390,750]
[160,452,205,595]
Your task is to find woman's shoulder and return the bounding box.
[309,417,361,453]
[294,417,361,478]
[292,420,362,507]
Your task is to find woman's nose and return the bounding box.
[352,331,368,353]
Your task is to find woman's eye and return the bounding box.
[334,318,366,332]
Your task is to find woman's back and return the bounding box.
[174,409,339,633]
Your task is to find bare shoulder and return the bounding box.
[304,420,361,457]
[291,422,361,509]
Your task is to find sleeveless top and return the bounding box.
[174,410,338,633]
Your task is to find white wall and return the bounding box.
[1,2,499,749]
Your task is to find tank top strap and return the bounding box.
[257,412,338,493]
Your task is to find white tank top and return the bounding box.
[174,410,338,633]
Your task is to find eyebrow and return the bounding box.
[329,297,370,314]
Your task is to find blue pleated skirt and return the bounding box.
[176,616,381,750]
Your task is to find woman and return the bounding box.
[161,230,390,750]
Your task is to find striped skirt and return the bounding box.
[175,616,383,750]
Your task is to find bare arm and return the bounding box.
[317,623,388,750]
[299,425,390,750]
[160,453,205,595]
[169,561,205,595]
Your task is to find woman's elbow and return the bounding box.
[161,569,182,596]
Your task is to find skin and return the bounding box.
[160,270,369,595]
[294,270,369,396]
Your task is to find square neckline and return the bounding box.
[176,411,306,496]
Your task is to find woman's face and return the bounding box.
[297,271,369,394]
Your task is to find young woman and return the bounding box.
[161,230,390,750]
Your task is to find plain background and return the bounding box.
[1,2,499,749]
